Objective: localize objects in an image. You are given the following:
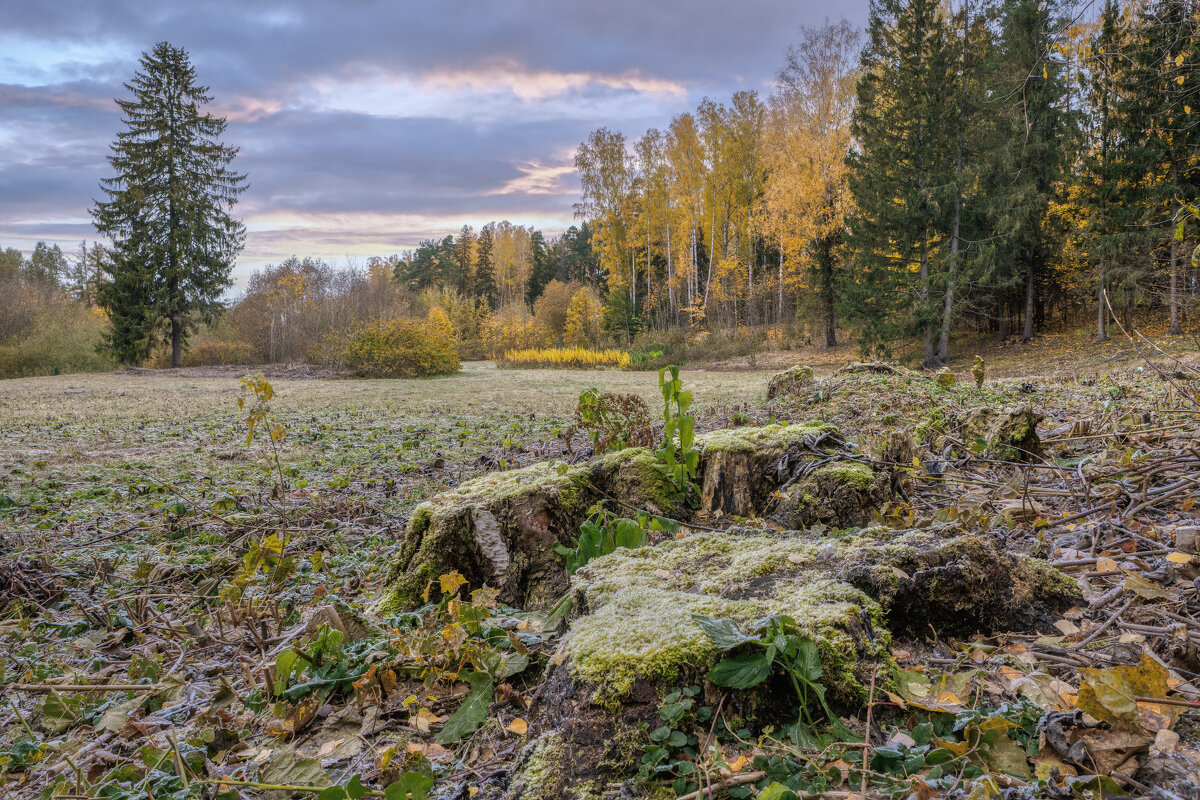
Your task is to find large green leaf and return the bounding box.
[707,651,773,689]
[692,614,758,651]
[793,638,823,681]
[612,519,646,550]
[435,671,494,744]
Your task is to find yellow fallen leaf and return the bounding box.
[1178,76,1186,85]
[729,754,750,774]
[1167,551,1192,564]
[1177,53,1186,67]
[1097,557,1119,572]
[507,717,528,735]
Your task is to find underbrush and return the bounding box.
[0,305,113,378]
[339,314,460,377]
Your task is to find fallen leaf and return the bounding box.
[506,717,528,736]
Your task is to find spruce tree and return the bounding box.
[846,0,955,364]
[474,223,498,308]
[1116,0,1200,334]
[1078,0,1124,342]
[92,41,246,366]
[994,0,1071,343]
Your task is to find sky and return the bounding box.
[0,1,867,282]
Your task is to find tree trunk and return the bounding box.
[939,0,966,364]
[820,238,837,348]
[171,316,183,368]
[1097,254,1107,343]
[1021,263,1034,342]
[920,229,935,368]
[1170,230,1181,335]
[778,249,784,325]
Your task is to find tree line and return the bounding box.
[7,3,1197,372]
[571,0,1199,365]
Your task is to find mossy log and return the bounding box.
[512,524,1078,797]
[378,424,888,613]
[696,424,887,526]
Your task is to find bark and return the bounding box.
[1170,229,1182,335]
[1097,254,1107,343]
[920,229,935,368]
[820,238,837,347]
[171,316,183,368]
[1021,262,1034,343]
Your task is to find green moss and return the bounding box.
[767,364,815,399]
[566,529,891,706]
[427,459,589,506]
[592,447,678,514]
[1014,554,1082,604]
[697,422,836,456]
[809,462,875,491]
[515,732,567,800]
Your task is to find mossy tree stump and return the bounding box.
[379,423,890,613]
[511,524,1078,796]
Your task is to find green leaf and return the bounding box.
[275,649,301,694]
[259,745,331,789]
[495,651,530,679]
[345,774,369,799]
[39,690,80,735]
[384,771,435,800]
[612,519,646,550]
[793,638,823,681]
[435,672,494,744]
[318,788,348,800]
[758,782,799,800]
[692,615,758,651]
[707,651,773,689]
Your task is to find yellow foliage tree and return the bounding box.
[563,287,603,346]
[759,21,860,346]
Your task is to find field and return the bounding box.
[3,349,1200,799]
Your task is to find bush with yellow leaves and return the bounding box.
[499,346,632,370]
[480,308,552,359]
[341,311,460,377]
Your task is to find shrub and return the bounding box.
[572,388,654,452]
[0,305,114,378]
[500,346,631,370]
[564,287,604,346]
[533,279,585,340]
[480,308,552,359]
[341,316,460,377]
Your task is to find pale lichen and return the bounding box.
[511,732,567,800]
[566,528,892,706]
[697,422,836,456]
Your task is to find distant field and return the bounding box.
[0,362,777,515]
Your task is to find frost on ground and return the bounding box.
[3,359,1200,799]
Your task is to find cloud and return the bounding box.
[0,0,869,275]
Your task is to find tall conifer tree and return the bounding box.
[846,0,955,364]
[93,41,246,366]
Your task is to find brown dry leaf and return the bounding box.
[1053,619,1080,636]
[1073,729,1149,775]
